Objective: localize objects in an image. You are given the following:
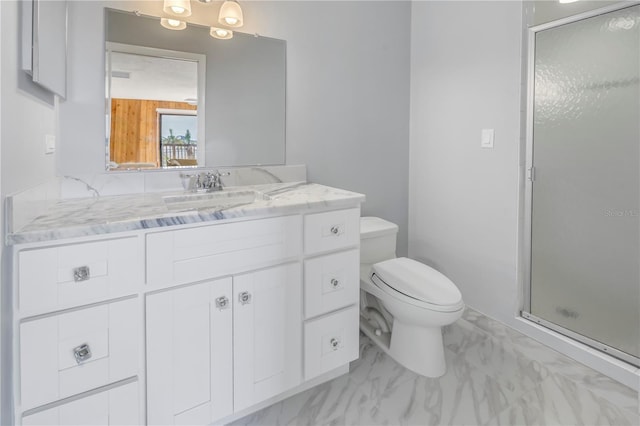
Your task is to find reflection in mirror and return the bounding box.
[107,46,205,169]
[105,9,286,171]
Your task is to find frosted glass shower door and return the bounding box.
[529,5,639,363]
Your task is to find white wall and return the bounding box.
[59,0,411,255]
[408,0,523,323]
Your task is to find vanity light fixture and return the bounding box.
[210,27,233,40]
[218,0,243,28]
[161,18,187,30]
[163,0,192,17]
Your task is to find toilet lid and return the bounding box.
[371,257,462,306]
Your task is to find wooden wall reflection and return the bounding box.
[110,98,196,167]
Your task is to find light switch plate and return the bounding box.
[481,129,494,149]
[45,134,56,154]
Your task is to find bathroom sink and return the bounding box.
[163,190,271,211]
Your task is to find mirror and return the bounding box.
[105,9,286,171]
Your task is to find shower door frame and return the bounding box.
[521,1,640,368]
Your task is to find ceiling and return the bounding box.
[109,51,198,103]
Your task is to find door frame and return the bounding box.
[520,1,640,367]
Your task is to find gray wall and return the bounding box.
[1,1,58,423]
[408,0,523,323]
[59,0,411,255]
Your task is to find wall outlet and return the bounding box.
[481,129,494,149]
[45,134,56,154]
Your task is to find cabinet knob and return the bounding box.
[239,291,252,305]
[73,343,92,364]
[73,266,91,282]
[330,278,340,289]
[215,296,229,310]
[329,337,340,351]
[330,226,341,235]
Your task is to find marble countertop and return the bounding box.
[7,182,365,245]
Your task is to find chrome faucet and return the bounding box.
[181,170,230,192]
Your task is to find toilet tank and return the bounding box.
[360,217,398,265]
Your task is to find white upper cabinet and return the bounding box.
[21,0,67,97]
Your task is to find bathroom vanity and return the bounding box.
[7,182,364,425]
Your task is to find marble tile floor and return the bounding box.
[232,309,639,426]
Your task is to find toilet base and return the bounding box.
[359,316,446,378]
[390,321,446,377]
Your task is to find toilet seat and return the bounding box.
[371,257,464,313]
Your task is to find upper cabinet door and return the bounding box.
[146,277,233,425]
[30,0,67,97]
[233,263,302,412]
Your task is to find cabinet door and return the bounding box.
[146,278,233,425]
[233,263,302,412]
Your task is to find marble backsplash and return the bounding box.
[7,165,306,234]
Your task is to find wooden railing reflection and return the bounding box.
[162,143,198,167]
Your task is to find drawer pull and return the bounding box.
[73,343,92,364]
[73,266,91,282]
[330,226,341,235]
[330,337,340,351]
[239,291,252,305]
[215,296,230,310]
[330,278,340,289]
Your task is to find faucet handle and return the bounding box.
[212,170,230,189]
[179,173,198,191]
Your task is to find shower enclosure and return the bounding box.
[523,3,639,366]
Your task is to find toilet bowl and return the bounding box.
[359,217,464,377]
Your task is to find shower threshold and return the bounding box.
[521,311,639,368]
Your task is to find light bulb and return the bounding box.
[210,27,233,40]
[161,18,187,30]
[224,17,238,26]
[171,6,185,14]
[558,0,579,3]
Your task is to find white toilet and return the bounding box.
[359,217,465,377]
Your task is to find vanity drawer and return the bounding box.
[146,215,301,287]
[22,380,140,426]
[304,305,359,381]
[20,298,139,411]
[304,208,360,255]
[18,237,141,314]
[304,249,359,319]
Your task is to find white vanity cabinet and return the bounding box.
[302,209,361,381]
[233,263,302,412]
[146,277,234,425]
[10,203,362,426]
[21,381,140,426]
[13,235,144,425]
[146,263,302,425]
[145,217,303,424]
